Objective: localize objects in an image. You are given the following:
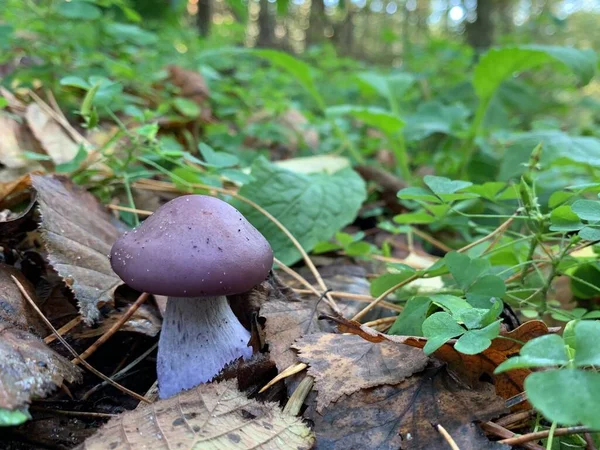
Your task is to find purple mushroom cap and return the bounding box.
[110,195,273,297]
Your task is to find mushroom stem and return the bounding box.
[157,295,252,399]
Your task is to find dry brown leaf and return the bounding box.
[261,297,321,371]
[0,264,81,409]
[80,379,314,450]
[167,65,210,102]
[293,332,428,412]
[312,365,509,450]
[26,104,80,164]
[31,175,123,323]
[323,314,548,401]
[167,65,212,122]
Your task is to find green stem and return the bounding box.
[459,99,490,178]
[331,121,364,164]
[520,237,539,284]
[546,422,557,450]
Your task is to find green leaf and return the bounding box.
[499,131,600,180]
[87,77,123,107]
[235,158,366,265]
[369,270,415,297]
[57,1,102,20]
[198,143,239,168]
[424,175,472,195]
[0,408,30,426]
[253,50,322,106]
[55,145,88,173]
[550,205,584,232]
[463,182,507,201]
[474,46,597,106]
[104,23,158,46]
[356,72,414,103]
[526,369,600,429]
[0,97,7,110]
[326,105,404,136]
[444,252,490,291]
[430,294,472,316]
[454,320,501,355]
[173,97,201,118]
[345,241,373,257]
[60,76,91,90]
[574,320,600,366]
[579,227,600,241]
[495,334,569,373]
[135,123,159,140]
[404,102,470,142]
[393,211,435,224]
[572,200,600,222]
[466,274,506,308]
[457,300,503,329]
[422,312,465,355]
[388,297,432,336]
[397,187,440,203]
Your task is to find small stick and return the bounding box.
[434,423,460,450]
[11,275,150,404]
[72,292,149,364]
[107,204,152,215]
[259,362,308,393]
[274,258,338,313]
[411,226,453,253]
[459,214,517,253]
[494,409,536,429]
[352,273,418,322]
[481,421,545,450]
[362,316,398,328]
[291,288,402,312]
[499,426,597,446]
[29,406,117,419]
[82,342,158,401]
[283,375,314,416]
[44,316,81,344]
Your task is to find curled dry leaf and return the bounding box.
[79,379,314,450]
[312,365,509,450]
[323,314,549,401]
[0,264,81,409]
[31,175,123,323]
[293,332,428,412]
[26,104,80,165]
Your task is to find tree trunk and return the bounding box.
[197,0,212,37]
[257,0,274,47]
[466,0,495,53]
[307,0,326,46]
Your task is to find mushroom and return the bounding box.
[110,195,273,399]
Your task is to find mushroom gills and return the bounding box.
[156,295,252,399]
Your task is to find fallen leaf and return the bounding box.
[167,65,211,122]
[324,314,549,401]
[0,264,81,409]
[167,65,210,102]
[79,379,314,450]
[261,296,321,371]
[0,115,34,169]
[26,104,79,165]
[312,365,509,450]
[31,175,123,323]
[293,332,428,412]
